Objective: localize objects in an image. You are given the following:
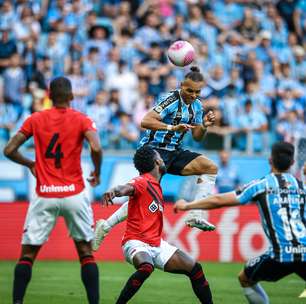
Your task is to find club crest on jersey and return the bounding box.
[148,200,163,213]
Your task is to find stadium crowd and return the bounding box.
[0,0,305,152]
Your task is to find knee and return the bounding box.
[238,270,252,287]
[199,159,218,175]
[137,263,154,278]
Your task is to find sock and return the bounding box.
[13,257,33,303]
[188,263,213,304]
[116,263,154,304]
[243,284,269,304]
[80,255,99,304]
[188,174,216,220]
[105,201,128,232]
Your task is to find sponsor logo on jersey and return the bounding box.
[284,245,306,254]
[40,184,76,193]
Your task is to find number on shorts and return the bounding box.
[45,133,64,168]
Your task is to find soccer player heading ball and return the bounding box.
[93,66,217,250]
[101,145,213,304]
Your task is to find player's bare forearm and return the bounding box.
[85,130,102,176]
[113,184,135,197]
[177,192,239,211]
[192,125,207,141]
[3,132,34,169]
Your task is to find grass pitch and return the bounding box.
[0,261,304,303]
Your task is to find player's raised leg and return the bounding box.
[116,251,154,304]
[181,155,218,231]
[75,241,99,304]
[92,201,128,251]
[164,249,213,304]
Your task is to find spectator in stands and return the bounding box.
[3,53,25,116]
[0,94,18,145]
[276,110,306,143]
[83,46,104,102]
[0,27,17,74]
[0,0,304,154]
[276,87,304,120]
[136,42,170,97]
[83,23,112,66]
[205,65,231,98]
[68,60,89,114]
[216,150,240,193]
[235,100,268,152]
[105,59,139,114]
[110,111,139,149]
[87,90,112,148]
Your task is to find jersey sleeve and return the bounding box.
[235,179,266,205]
[128,177,146,196]
[19,115,33,138]
[153,92,178,119]
[82,115,97,133]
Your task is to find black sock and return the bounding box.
[80,255,99,304]
[188,263,213,304]
[13,257,33,303]
[116,263,154,304]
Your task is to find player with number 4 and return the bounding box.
[174,142,306,304]
[4,77,102,304]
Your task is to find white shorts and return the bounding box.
[122,239,178,270]
[22,190,94,245]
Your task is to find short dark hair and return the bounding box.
[49,77,73,104]
[133,146,157,174]
[271,142,294,171]
[185,66,204,82]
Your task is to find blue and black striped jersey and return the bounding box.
[139,90,203,151]
[236,173,306,262]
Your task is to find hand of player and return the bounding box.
[174,199,188,213]
[87,171,100,187]
[203,111,216,127]
[101,190,115,206]
[173,124,195,132]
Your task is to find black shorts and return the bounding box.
[155,148,201,175]
[244,254,306,282]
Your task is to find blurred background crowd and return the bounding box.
[0,0,305,153]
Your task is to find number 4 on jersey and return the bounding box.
[45,133,64,168]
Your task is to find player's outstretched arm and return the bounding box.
[101,184,135,206]
[174,192,239,212]
[85,130,102,187]
[141,110,194,132]
[3,132,36,176]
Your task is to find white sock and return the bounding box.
[188,174,216,219]
[104,201,128,232]
[243,284,269,304]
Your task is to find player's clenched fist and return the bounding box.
[173,199,188,212]
[203,110,215,127]
[101,189,115,206]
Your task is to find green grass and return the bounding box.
[0,261,305,303]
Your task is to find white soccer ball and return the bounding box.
[167,40,195,67]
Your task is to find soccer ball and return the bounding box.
[167,41,195,67]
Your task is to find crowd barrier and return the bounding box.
[0,203,268,262]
